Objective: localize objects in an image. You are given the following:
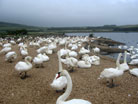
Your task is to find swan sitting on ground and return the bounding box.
[99,53,124,88]
[79,46,90,55]
[3,43,11,48]
[37,53,49,62]
[82,54,100,65]
[61,53,78,72]
[129,59,138,65]
[69,51,78,57]
[51,51,67,92]
[119,51,129,71]
[77,58,91,68]
[5,51,17,62]
[129,68,138,77]
[56,70,92,104]
[0,47,11,54]
[15,56,32,79]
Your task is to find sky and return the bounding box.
[0,0,138,27]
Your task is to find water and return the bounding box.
[66,32,138,47]
[66,32,138,60]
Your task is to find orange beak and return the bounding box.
[56,72,61,79]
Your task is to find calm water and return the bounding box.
[66,32,138,47]
[66,32,138,60]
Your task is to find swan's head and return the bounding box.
[56,70,67,79]
[25,56,33,63]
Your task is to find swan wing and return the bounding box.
[15,62,32,71]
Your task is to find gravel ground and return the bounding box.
[0,44,138,104]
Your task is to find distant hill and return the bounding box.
[0,21,138,33]
[0,21,43,32]
[0,21,29,27]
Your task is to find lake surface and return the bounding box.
[66,32,138,47]
[66,32,138,60]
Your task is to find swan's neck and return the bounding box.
[25,58,31,65]
[124,51,127,63]
[56,71,72,104]
[58,53,63,72]
[116,53,121,70]
[65,42,67,50]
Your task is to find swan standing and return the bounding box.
[15,56,32,79]
[99,53,124,88]
[56,70,92,104]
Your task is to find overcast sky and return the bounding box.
[0,0,138,27]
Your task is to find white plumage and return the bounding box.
[5,51,17,62]
[129,68,138,77]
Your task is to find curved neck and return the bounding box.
[124,51,127,63]
[65,42,68,49]
[116,53,122,69]
[25,57,31,65]
[56,70,72,104]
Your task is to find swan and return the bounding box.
[77,58,91,69]
[119,51,129,71]
[56,70,92,104]
[82,54,100,65]
[93,47,100,54]
[3,43,11,48]
[79,46,90,55]
[33,55,44,68]
[10,40,16,45]
[129,68,138,77]
[37,46,47,54]
[20,47,28,59]
[0,47,11,54]
[5,51,17,62]
[129,59,138,65]
[99,53,124,88]
[90,55,100,65]
[15,56,32,79]
[61,53,78,72]
[37,53,49,62]
[69,51,78,57]
[45,48,53,54]
[51,51,67,92]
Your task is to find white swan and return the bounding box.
[56,70,92,104]
[51,51,67,92]
[3,43,11,48]
[5,51,17,62]
[129,59,138,65]
[33,55,44,68]
[0,47,11,54]
[93,47,100,54]
[15,56,32,79]
[99,53,124,88]
[77,58,91,68]
[79,46,90,55]
[119,51,129,71]
[37,53,49,62]
[129,68,138,77]
[20,47,28,59]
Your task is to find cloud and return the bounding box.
[0,0,138,26]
